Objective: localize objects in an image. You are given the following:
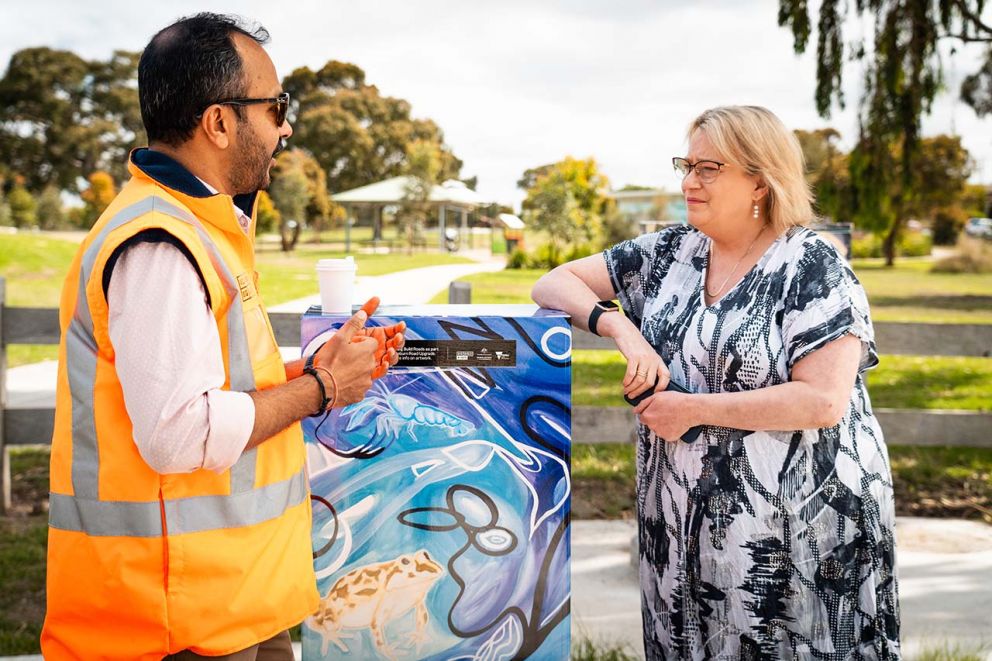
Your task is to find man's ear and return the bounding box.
[200,106,231,150]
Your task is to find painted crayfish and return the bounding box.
[342,391,476,450]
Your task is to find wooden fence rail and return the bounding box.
[2,278,991,513]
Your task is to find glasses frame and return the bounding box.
[672,157,726,183]
[200,92,290,126]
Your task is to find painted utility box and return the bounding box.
[300,305,571,661]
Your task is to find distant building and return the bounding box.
[608,187,685,234]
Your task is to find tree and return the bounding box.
[400,139,443,253]
[79,171,117,228]
[35,185,66,230]
[961,37,992,117]
[908,134,972,218]
[8,183,37,228]
[794,128,853,223]
[520,157,613,263]
[778,0,992,265]
[269,148,334,243]
[961,183,990,217]
[268,152,309,252]
[298,152,334,242]
[0,178,11,227]
[255,190,281,234]
[283,61,461,194]
[0,48,143,193]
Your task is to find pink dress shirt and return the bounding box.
[106,191,257,474]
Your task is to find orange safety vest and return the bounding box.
[42,153,318,659]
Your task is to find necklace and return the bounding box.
[705,224,767,298]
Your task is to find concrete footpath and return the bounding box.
[267,256,506,313]
[571,518,992,660]
[5,518,991,660]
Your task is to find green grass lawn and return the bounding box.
[571,350,992,411]
[570,442,992,521]
[428,268,546,304]
[4,443,989,654]
[0,233,474,366]
[438,259,992,324]
[850,258,992,324]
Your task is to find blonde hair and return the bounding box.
[688,106,813,234]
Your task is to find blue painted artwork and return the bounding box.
[300,305,571,661]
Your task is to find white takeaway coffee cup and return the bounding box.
[316,257,356,314]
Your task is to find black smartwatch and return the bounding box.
[588,299,621,336]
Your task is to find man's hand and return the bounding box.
[314,308,377,407]
[351,297,405,378]
[633,391,695,442]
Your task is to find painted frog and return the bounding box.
[309,549,445,659]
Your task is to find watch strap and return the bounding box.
[588,300,620,336]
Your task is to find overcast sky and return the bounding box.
[1,0,989,208]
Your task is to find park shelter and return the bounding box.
[332,176,490,252]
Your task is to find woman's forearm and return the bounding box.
[532,267,603,332]
[691,380,847,432]
[533,263,642,342]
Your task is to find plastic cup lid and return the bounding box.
[316,257,356,270]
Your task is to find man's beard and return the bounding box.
[230,121,284,194]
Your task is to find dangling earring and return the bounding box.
[753,203,759,219]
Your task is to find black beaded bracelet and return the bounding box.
[303,366,331,416]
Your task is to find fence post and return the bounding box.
[0,276,9,514]
[448,281,472,304]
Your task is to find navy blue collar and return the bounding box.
[131,148,257,218]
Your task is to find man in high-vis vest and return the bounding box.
[41,13,402,660]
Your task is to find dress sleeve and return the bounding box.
[781,234,879,373]
[602,231,667,328]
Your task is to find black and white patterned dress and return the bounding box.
[604,225,900,660]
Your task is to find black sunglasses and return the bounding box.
[202,92,290,126]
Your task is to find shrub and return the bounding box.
[851,233,882,258]
[566,243,596,261]
[932,206,968,245]
[526,243,562,269]
[506,248,527,269]
[932,236,992,274]
[8,185,37,229]
[899,231,932,257]
[850,231,931,258]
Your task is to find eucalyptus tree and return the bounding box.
[778,0,991,264]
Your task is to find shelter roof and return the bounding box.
[332,176,488,207]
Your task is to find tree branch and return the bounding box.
[950,0,992,37]
[938,32,992,43]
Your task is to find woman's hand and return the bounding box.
[633,391,696,442]
[604,315,670,399]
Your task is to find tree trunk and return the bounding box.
[882,218,900,267]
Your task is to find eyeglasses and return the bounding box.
[203,92,290,126]
[672,157,725,184]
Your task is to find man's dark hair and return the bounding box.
[138,13,270,146]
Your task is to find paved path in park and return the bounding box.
[267,253,506,313]
[571,518,992,660]
[5,517,991,660]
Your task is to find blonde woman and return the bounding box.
[532,106,900,658]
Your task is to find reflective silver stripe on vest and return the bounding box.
[59,194,278,534]
[185,231,259,493]
[50,467,307,537]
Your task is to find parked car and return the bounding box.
[964,217,992,239]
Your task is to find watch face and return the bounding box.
[596,301,617,311]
